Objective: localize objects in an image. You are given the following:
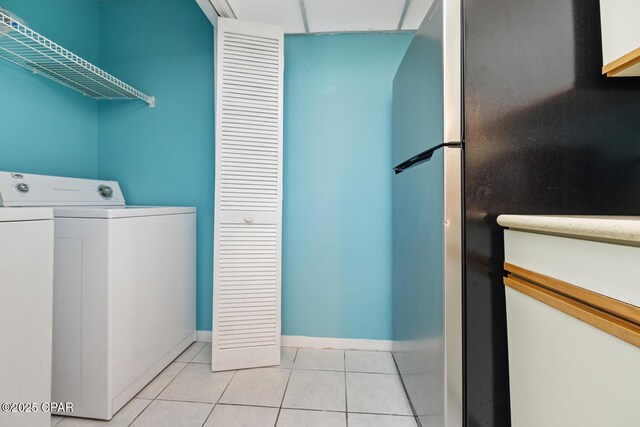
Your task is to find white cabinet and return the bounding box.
[600,0,640,76]
[498,215,640,427]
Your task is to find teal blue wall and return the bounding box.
[0,0,99,178]
[97,0,215,330]
[282,34,412,340]
[0,0,411,339]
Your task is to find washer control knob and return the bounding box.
[98,185,113,199]
[15,183,30,193]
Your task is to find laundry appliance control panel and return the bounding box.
[0,172,125,207]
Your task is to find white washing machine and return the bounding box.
[0,172,197,420]
[0,206,54,427]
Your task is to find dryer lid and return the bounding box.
[0,172,125,207]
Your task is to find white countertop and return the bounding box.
[497,215,640,244]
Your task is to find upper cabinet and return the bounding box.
[600,0,640,77]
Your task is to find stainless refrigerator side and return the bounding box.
[393,147,462,427]
[443,147,462,427]
[392,0,463,425]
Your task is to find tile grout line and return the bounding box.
[191,343,210,364]
[177,342,207,364]
[154,398,226,405]
[153,397,283,407]
[291,347,300,368]
[274,408,347,414]
[126,397,153,427]
[214,405,413,416]
[279,408,350,415]
[274,347,298,426]
[349,411,416,417]
[127,357,191,426]
[206,402,281,409]
[343,370,403,376]
[200,367,238,427]
[129,342,223,427]
[287,367,401,375]
[153,360,190,399]
[200,405,216,427]
[391,351,419,423]
[344,350,349,427]
[217,368,239,403]
[120,346,407,426]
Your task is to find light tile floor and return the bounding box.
[51,342,417,427]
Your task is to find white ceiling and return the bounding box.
[227,0,306,33]
[224,0,433,34]
[402,0,433,30]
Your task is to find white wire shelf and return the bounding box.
[0,10,155,107]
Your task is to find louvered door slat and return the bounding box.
[212,18,283,372]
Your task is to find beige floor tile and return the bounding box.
[137,362,187,399]
[348,413,417,427]
[130,400,213,427]
[282,370,345,411]
[293,348,344,371]
[203,404,279,427]
[57,399,152,426]
[280,347,297,369]
[346,373,413,415]
[158,363,235,403]
[417,414,445,426]
[276,409,346,427]
[345,350,397,374]
[219,368,290,407]
[175,342,207,363]
[191,343,211,364]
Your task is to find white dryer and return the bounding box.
[0,172,197,420]
[0,206,54,427]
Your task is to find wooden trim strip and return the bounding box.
[504,262,640,326]
[504,275,640,348]
[602,46,640,76]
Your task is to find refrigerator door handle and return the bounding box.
[394,142,462,174]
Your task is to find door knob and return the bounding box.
[244,215,254,224]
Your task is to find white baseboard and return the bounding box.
[282,335,394,351]
[196,330,212,342]
[196,331,394,352]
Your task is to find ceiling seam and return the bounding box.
[226,0,238,19]
[298,0,310,33]
[397,0,410,30]
[212,0,237,19]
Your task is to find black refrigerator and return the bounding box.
[464,0,640,426]
[393,0,640,426]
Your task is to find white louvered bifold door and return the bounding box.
[212,18,284,372]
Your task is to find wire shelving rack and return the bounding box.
[0,10,155,107]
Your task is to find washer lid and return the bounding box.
[53,206,196,219]
[0,207,53,222]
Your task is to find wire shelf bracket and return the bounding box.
[0,10,155,107]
